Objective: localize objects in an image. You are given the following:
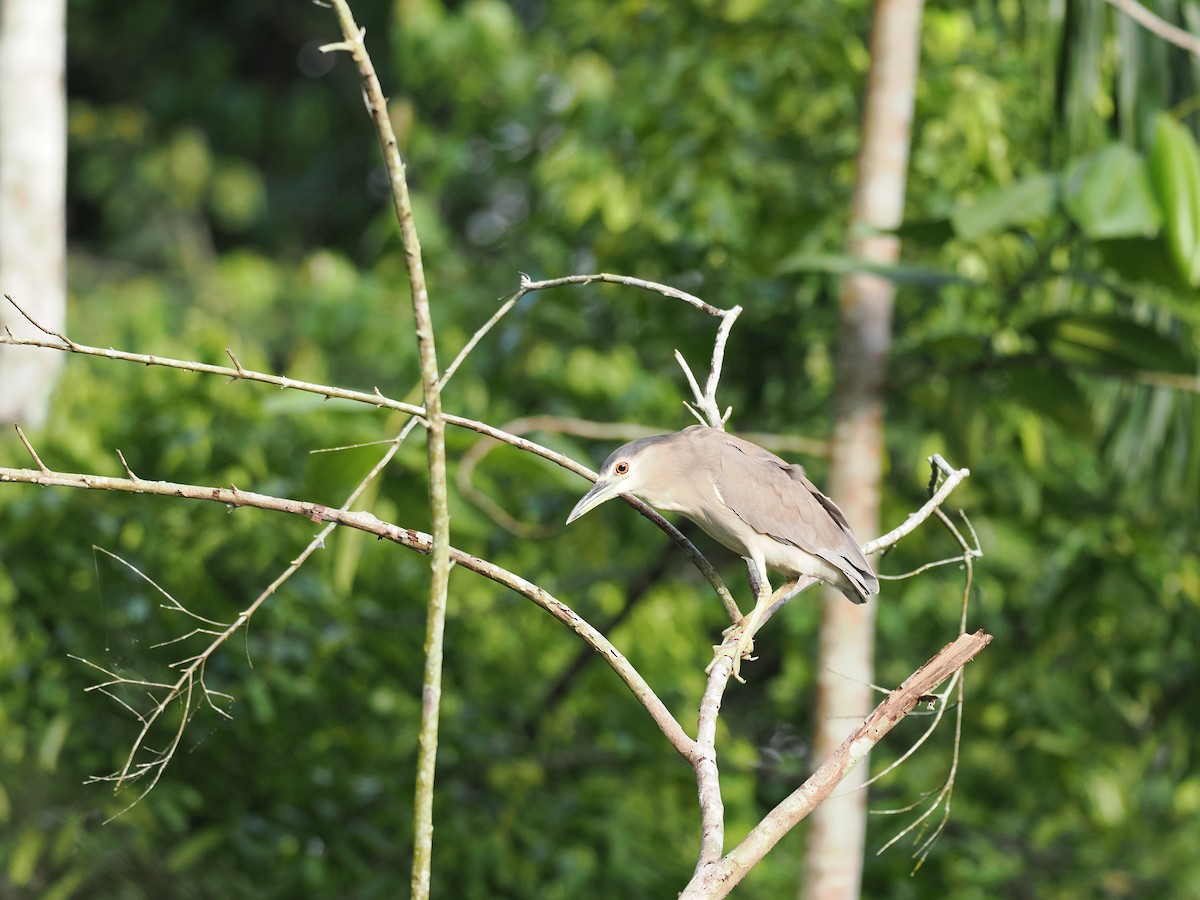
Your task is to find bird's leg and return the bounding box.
[710,559,772,683]
[728,589,771,681]
[721,559,769,640]
[745,558,768,600]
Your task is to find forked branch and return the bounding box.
[0,448,695,773]
[681,630,992,899]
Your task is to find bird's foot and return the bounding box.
[706,632,756,684]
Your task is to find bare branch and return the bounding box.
[863,454,970,555]
[3,293,77,348]
[861,671,960,793]
[0,319,426,416]
[452,415,740,616]
[703,305,742,426]
[1102,0,1200,57]
[873,506,980,866]
[0,458,696,761]
[92,546,226,628]
[675,350,711,425]
[511,272,743,430]
[879,554,977,580]
[672,308,742,429]
[4,273,980,889]
[115,449,140,481]
[14,425,49,473]
[1,293,747,611]
[518,272,729,318]
[679,630,992,898]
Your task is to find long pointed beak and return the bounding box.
[566,479,624,524]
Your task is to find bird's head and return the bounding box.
[565,434,682,524]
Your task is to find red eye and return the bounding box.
[614,461,629,475]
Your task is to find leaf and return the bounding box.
[950,173,1058,239]
[1061,144,1162,239]
[1027,313,1195,375]
[1148,114,1200,285]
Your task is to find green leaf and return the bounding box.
[1027,313,1195,375]
[1062,144,1162,239]
[1148,114,1200,285]
[950,173,1058,239]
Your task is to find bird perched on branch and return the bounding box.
[566,424,878,679]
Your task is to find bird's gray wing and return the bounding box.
[710,432,878,597]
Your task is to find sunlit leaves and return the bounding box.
[950,173,1057,239]
[1062,144,1161,239]
[1149,114,1200,286]
[947,141,1165,245]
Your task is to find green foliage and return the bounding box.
[1063,143,1161,239]
[3,0,1200,898]
[1150,113,1200,285]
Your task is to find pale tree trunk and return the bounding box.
[0,0,66,427]
[800,2,923,898]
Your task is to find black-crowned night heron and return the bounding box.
[566,424,878,679]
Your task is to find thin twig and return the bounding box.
[0,320,425,415]
[874,507,980,867]
[879,550,980,581]
[679,631,992,898]
[675,350,710,425]
[14,425,49,473]
[0,293,743,609]
[863,455,970,556]
[860,671,960,793]
[323,7,449,895]
[754,455,970,633]
[1102,0,1200,57]
[3,293,78,348]
[703,305,742,427]
[0,459,697,762]
[93,546,227,628]
[518,272,728,317]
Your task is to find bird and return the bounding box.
[566,424,878,679]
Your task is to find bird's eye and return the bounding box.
[614,461,630,475]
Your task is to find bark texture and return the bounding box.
[0,0,66,427]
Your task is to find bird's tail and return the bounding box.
[844,566,879,604]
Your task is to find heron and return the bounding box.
[566,424,878,680]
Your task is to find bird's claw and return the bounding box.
[707,635,756,684]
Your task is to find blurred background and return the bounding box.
[2,0,1199,896]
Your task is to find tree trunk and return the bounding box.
[800,2,923,898]
[0,0,66,427]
